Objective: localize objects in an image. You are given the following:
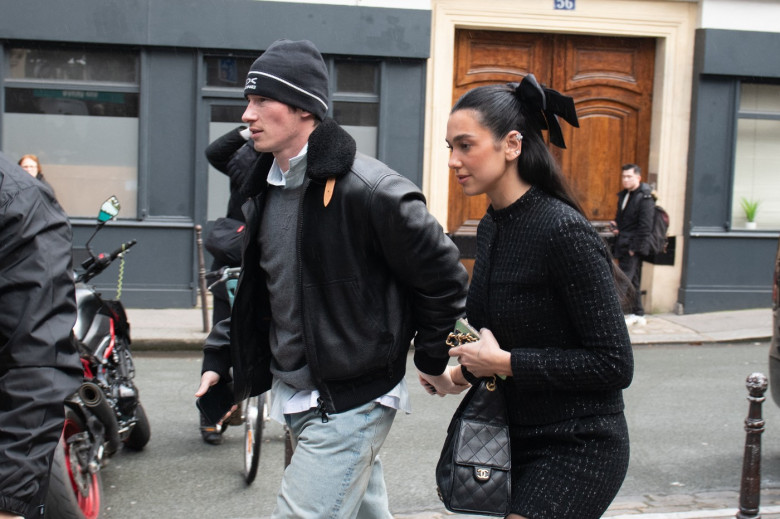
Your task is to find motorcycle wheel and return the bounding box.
[124,402,151,450]
[243,393,265,485]
[45,407,102,519]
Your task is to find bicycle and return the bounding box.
[207,266,266,484]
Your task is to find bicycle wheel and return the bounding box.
[243,393,265,484]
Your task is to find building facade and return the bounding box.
[1,0,778,312]
[0,0,432,307]
[423,0,779,314]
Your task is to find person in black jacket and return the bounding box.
[195,39,468,517]
[611,163,654,326]
[442,76,633,519]
[198,126,255,444]
[0,151,82,519]
[204,127,253,325]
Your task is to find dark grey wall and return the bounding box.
[0,0,431,58]
[379,60,427,186]
[145,51,198,218]
[679,28,780,313]
[1,0,431,308]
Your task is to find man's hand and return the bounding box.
[195,370,221,398]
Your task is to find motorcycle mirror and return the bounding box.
[97,196,121,224]
[84,196,121,261]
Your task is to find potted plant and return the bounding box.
[740,197,760,229]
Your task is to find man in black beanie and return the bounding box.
[197,39,469,517]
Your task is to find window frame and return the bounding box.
[729,79,780,231]
[2,43,142,219]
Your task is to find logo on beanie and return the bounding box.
[245,77,257,90]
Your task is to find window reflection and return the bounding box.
[7,47,138,83]
[3,46,140,218]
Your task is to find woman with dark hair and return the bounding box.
[440,75,634,519]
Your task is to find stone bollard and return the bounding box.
[737,372,768,519]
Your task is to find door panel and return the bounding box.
[553,35,655,220]
[449,30,655,232]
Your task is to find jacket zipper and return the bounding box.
[298,178,333,415]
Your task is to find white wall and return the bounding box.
[699,0,780,32]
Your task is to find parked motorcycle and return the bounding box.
[45,196,151,519]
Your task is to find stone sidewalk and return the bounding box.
[127,307,773,351]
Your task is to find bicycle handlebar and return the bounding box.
[206,266,241,291]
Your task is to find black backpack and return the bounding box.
[647,203,670,256]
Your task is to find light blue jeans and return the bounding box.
[271,401,396,519]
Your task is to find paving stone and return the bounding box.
[641,504,699,513]
[692,489,740,508]
[607,497,650,511]
[645,493,698,506]
[603,510,642,517]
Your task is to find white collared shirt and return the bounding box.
[267,144,308,188]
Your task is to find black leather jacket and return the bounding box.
[202,118,468,413]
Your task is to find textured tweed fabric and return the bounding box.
[466,186,634,518]
[509,413,630,519]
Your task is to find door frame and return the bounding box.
[422,0,697,313]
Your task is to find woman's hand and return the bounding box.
[448,328,512,379]
[418,368,470,396]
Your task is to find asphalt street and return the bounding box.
[93,340,780,518]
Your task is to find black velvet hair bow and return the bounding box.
[514,74,579,149]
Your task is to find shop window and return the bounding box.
[204,56,255,89]
[3,46,139,218]
[332,61,379,157]
[731,83,780,230]
[207,103,247,221]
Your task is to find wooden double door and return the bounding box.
[448,29,656,234]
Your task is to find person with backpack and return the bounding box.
[197,126,256,445]
[610,163,654,326]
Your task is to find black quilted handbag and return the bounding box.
[435,376,511,516]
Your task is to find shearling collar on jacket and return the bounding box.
[239,117,356,199]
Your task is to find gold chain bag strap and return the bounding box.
[436,319,511,516]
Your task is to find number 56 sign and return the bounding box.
[554,0,575,9]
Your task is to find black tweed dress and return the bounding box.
[466,186,634,519]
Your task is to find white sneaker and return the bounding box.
[625,314,647,326]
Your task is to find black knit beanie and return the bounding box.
[243,39,329,120]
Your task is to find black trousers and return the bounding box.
[618,253,644,315]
